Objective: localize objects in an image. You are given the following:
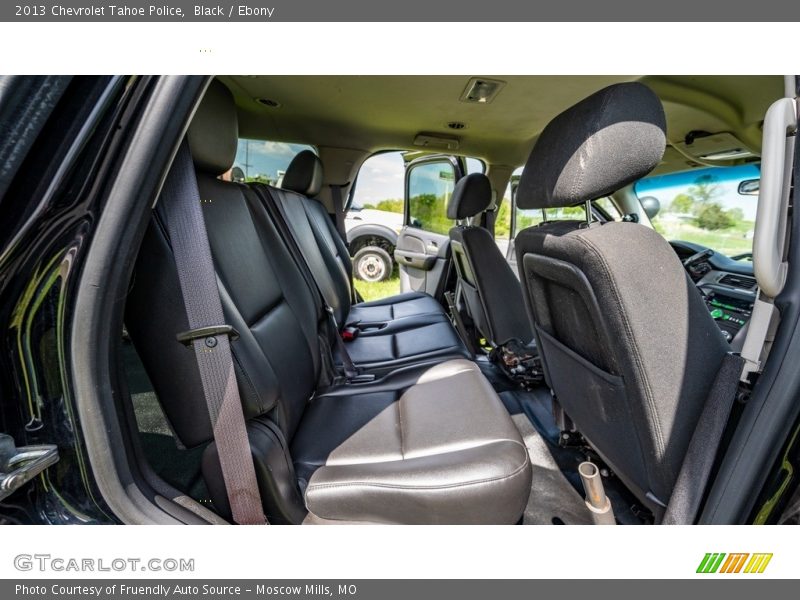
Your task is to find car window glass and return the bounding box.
[466,157,485,174]
[594,197,622,221]
[634,164,760,259]
[230,139,316,185]
[350,151,404,214]
[407,161,456,235]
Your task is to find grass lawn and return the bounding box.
[355,275,401,302]
[653,219,754,258]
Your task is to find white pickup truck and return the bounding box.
[345,207,403,282]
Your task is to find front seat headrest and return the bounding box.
[187,79,238,176]
[447,173,493,220]
[517,82,666,210]
[282,150,323,197]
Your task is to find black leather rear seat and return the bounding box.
[251,154,468,375]
[125,80,531,524]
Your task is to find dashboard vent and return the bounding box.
[719,274,757,290]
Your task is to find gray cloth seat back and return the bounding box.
[515,82,730,511]
[447,173,533,346]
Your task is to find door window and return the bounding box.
[231,139,316,185]
[406,160,457,235]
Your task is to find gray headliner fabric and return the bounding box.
[187,80,238,176]
[446,172,493,220]
[517,82,666,210]
[282,149,324,197]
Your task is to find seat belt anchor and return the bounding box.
[176,324,240,348]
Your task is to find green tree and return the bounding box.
[670,193,695,214]
[727,207,745,223]
[409,193,451,235]
[245,174,273,185]
[495,199,511,238]
[562,205,585,218]
[375,198,404,213]
[687,174,722,205]
[696,202,734,230]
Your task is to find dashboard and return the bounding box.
[670,241,756,344]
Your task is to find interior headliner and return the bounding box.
[220,75,783,174]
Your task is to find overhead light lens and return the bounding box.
[460,77,506,104]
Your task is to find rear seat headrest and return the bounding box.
[187,79,239,177]
[517,82,666,210]
[282,150,323,197]
[446,173,492,220]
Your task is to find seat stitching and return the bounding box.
[306,454,530,493]
[397,397,405,460]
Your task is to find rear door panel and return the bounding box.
[397,155,462,298]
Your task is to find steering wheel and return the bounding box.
[682,248,714,272]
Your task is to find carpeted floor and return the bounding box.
[511,413,594,525]
[502,386,648,526]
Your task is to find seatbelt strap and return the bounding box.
[254,184,360,381]
[662,352,746,524]
[161,141,266,525]
[330,183,349,249]
[326,306,359,380]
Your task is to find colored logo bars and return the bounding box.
[696,553,773,574]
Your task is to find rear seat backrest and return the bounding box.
[127,81,324,445]
[281,150,355,290]
[259,183,354,329]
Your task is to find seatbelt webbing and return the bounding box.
[255,185,359,380]
[161,141,266,525]
[330,184,349,249]
[662,352,745,524]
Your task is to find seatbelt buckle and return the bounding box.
[176,325,240,348]
[341,327,360,342]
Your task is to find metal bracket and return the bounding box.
[0,433,59,501]
[176,324,239,347]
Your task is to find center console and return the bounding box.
[703,292,753,342]
[695,268,756,343]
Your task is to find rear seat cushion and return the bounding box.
[348,291,446,323]
[339,320,468,373]
[291,360,532,524]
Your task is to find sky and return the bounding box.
[233,139,313,183]
[351,152,406,207]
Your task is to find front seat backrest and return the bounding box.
[515,82,730,513]
[448,173,533,347]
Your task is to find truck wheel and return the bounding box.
[353,246,393,282]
